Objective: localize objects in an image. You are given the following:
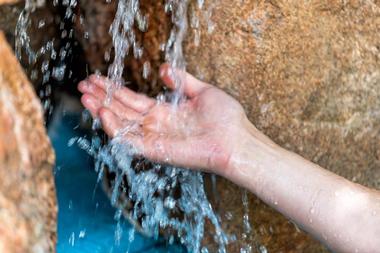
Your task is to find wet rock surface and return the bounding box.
[75,0,380,252]
[0,0,23,41]
[0,32,56,253]
[75,0,170,95]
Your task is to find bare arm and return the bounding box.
[78,64,380,253]
[229,122,380,253]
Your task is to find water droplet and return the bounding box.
[67,137,78,147]
[69,232,75,246]
[79,229,86,238]
[52,65,66,81]
[201,247,209,253]
[38,20,45,28]
[225,211,233,220]
[142,61,151,79]
[259,245,268,253]
[164,197,176,209]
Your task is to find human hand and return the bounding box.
[78,64,255,177]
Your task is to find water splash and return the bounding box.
[15,0,77,117]
[15,0,237,251]
[86,0,231,252]
[241,190,253,253]
[106,0,146,103]
[15,0,44,63]
[15,0,63,67]
[164,0,190,104]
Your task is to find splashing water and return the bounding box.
[164,0,189,105]
[15,0,43,63]
[83,0,231,252]
[15,0,63,67]
[14,0,256,252]
[241,190,253,253]
[106,0,147,103]
[16,0,78,116]
[86,138,230,252]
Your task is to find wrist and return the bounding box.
[225,118,282,191]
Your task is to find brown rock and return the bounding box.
[183,1,380,251]
[75,1,380,252]
[0,0,23,40]
[0,31,56,253]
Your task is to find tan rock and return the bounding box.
[0,0,19,5]
[75,0,380,252]
[184,1,380,251]
[0,31,56,253]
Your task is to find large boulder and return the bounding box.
[0,31,56,253]
[184,1,380,252]
[75,0,380,252]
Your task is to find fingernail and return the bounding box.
[78,81,87,91]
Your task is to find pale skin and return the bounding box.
[78,64,380,253]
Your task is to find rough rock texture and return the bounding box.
[184,1,380,252]
[0,31,56,253]
[75,0,380,252]
[0,0,23,41]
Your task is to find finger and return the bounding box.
[81,94,102,118]
[159,63,211,97]
[88,75,156,113]
[99,107,144,153]
[78,80,88,93]
[80,82,142,121]
[79,80,107,104]
[98,107,124,138]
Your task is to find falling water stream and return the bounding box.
[15,0,256,252]
[87,1,231,252]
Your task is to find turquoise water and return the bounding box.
[49,114,185,253]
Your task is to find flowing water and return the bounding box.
[15,0,255,252]
[89,1,231,252]
[15,0,78,117]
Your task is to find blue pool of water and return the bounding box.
[49,113,185,253]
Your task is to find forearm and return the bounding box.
[228,122,380,253]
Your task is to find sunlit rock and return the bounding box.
[0,31,56,253]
